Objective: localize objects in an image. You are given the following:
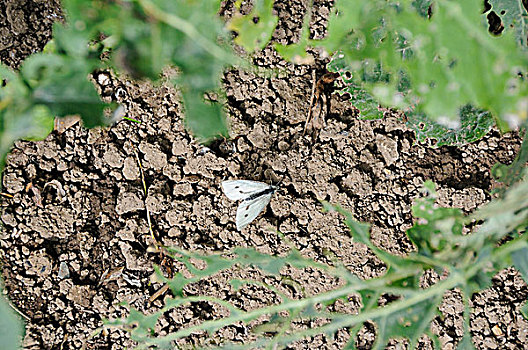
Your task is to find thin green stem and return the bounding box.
[130,236,528,347]
[234,275,459,349]
[137,268,430,345]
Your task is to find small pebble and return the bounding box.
[58,262,70,279]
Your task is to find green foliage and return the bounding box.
[328,52,497,146]
[109,174,528,348]
[407,181,465,258]
[2,1,528,347]
[331,0,528,131]
[406,106,495,147]
[21,54,105,128]
[0,0,239,156]
[0,62,79,169]
[488,0,528,47]
[58,0,237,141]
[228,0,279,53]
[512,247,528,282]
[2,0,527,161]
[326,53,384,120]
[232,0,528,141]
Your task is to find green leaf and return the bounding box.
[228,0,279,53]
[0,65,57,168]
[489,0,528,47]
[0,105,54,150]
[20,53,106,128]
[327,53,384,120]
[407,105,495,147]
[512,247,528,282]
[52,22,90,57]
[467,246,494,292]
[407,182,465,258]
[0,288,24,350]
[128,308,160,338]
[183,92,228,142]
[373,296,442,349]
[166,273,192,297]
[322,0,526,142]
[58,0,237,142]
[253,314,288,334]
[522,302,528,319]
[229,279,245,291]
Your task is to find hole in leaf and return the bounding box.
[487,11,504,35]
[483,0,492,12]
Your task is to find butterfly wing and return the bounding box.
[236,192,273,230]
[222,180,270,201]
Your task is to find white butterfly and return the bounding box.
[221,180,277,230]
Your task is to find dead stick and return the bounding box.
[149,284,170,303]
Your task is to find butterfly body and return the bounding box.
[221,180,277,230]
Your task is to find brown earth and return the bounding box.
[1,0,527,349]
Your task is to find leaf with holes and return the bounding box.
[488,0,528,47]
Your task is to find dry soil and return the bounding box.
[0,0,527,349]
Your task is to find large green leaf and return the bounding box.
[183,92,228,141]
[0,65,58,168]
[0,52,105,169]
[58,0,236,141]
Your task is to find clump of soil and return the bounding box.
[1,0,527,349]
[0,0,61,69]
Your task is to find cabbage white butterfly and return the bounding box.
[222,180,277,230]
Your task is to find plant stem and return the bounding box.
[133,236,528,346]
